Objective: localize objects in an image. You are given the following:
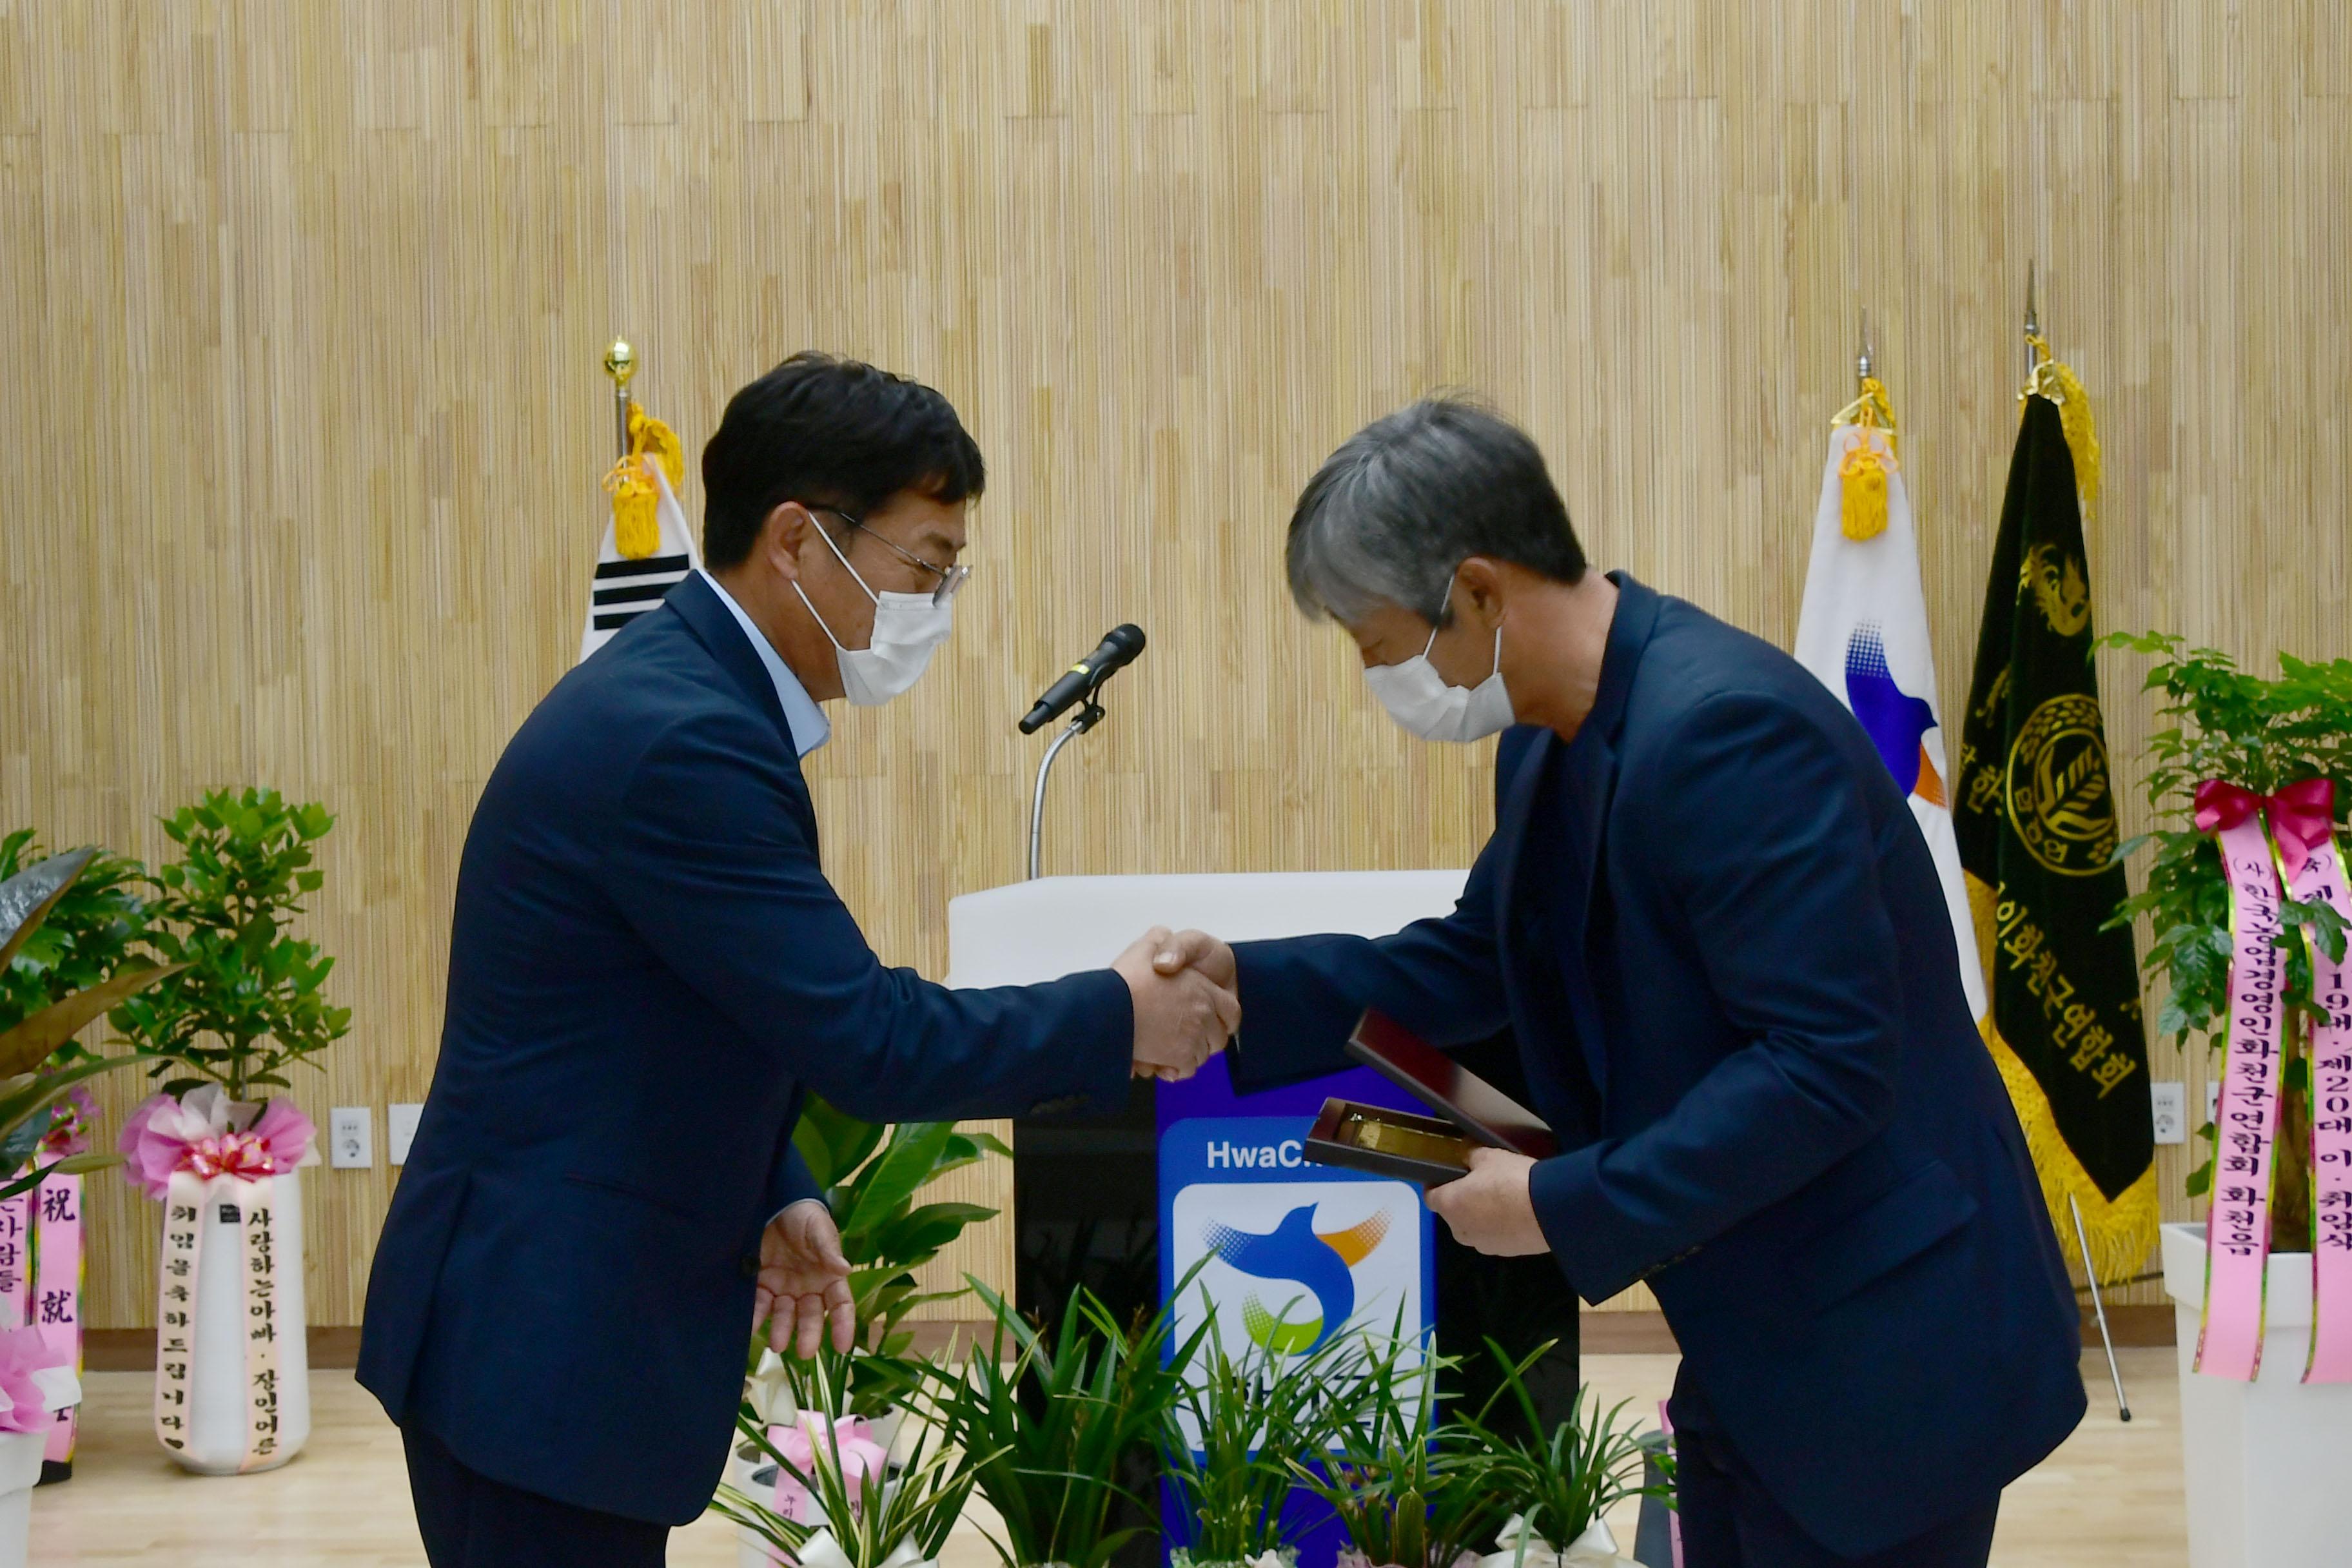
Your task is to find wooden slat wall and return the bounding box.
[4,1,2348,1329]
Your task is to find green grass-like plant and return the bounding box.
[1455,1342,1671,1552]
[917,1277,1204,1568]
[1288,1335,1511,1568]
[1162,1300,1378,1566]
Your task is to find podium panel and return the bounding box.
[948,872,1469,1568]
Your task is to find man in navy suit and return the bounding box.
[1205,400,2084,1567]
[358,353,1239,1567]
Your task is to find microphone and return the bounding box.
[1020,625,1146,733]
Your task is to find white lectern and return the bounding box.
[943,870,1468,988]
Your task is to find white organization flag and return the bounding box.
[1792,420,1988,1024]
[579,457,700,663]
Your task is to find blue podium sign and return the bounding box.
[1157,1066,1436,1568]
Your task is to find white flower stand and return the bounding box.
[169,1167,311,1474]
[2161,1222,2352,1568]
[0,1366,80,1568]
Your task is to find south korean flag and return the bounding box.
[579,460,700,663]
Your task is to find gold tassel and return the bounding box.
[1966,872,2159,1287]
[2022,334,2101,524]
[1838,432,1892,541]
[603,458,661,560]
[1828,377,1900,542]
[600,400,687,561]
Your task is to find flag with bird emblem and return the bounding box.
[579,400,699,663]
[1794,377,1989,1041]
[1952,340,2155,1286]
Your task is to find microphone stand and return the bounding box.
[1026,683,1108,881]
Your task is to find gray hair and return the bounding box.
[1284,397,1585,627]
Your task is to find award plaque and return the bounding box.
[1305,1099,1481,1186]
[1344,1009,1559,1158]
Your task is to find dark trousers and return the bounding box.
[1669,1377,1999,1568]
[404,1422,669,1568]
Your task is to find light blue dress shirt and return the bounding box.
[698,569,831,759]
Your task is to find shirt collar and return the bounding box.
[697,569,831,758]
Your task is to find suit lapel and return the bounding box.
[663,574,823,848]
[1502,574,1667,1104]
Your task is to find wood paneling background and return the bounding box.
[4,1,2347,1330]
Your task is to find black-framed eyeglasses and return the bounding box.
[816,508,970,608]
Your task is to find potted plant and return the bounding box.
[714,1353,983,1568]
[1454,1344,1671,1568]
[1289,1336,1511,1568]
[0,835,156,1483]
[2102,635,2352,1568]
[917,1279,1201,1568]
[110,787,348,1473]
[1161,1300,1375,1568]
[0,847,175,1491]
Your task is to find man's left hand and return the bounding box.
[1424,1147,1549,1256]
[754,1199,856,1358]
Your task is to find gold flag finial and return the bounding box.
[603,338,638,387]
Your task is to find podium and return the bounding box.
[948,870,1469,1568]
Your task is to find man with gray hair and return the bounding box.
[1201,398,2085,1567]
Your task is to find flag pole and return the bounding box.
[2070,1191,2133,1421]
[603,338,637,460]
[1856,308,1872,387]
[2023,260,2040,382]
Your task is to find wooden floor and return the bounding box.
[28,1353,2186,1567]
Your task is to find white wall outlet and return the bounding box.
[388,1102,424,1167]
[329,1106,374,1170]
[2151,1081,2188,1144]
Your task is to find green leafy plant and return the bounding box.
[0,849,176,1199]
[111,788,351,1100]
[1289,1336,1512,1568]
[1453,1341,1672,1553]
[2100,634,2352,1246]
[715,1353,986,1568]
[771,1104,1010,1415]
[0,832,150,1066]
[917,1277,1206,1568]
[1163,1304,1379,1567]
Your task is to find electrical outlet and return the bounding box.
[388,1102,424,1167]
[2151,1081,2187,1144]
[329,1106,374,1170]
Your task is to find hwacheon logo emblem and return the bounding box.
[1169,1181,1420,1375]
[2005,692,2117,876]
[1202,1205,1391,1353]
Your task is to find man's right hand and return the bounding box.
[1113,926,1240,1082]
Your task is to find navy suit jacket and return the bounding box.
[358,573,1132,1525]
[1231,576,2084,1556]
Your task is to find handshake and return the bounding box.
[1113,926,1240,1083]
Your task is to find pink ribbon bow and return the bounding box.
[117,1085,317,1201]
[2194,777,2344,883]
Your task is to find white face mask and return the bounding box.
[791,521,954,707]
[1363,623,1514,743]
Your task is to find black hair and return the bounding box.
[700,351,986,570]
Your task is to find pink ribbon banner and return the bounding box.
[2269,779,2352,1382]
[2195,781,2291,1380]
[32,1174,81,1464]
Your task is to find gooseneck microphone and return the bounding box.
[1019,624,1146,733]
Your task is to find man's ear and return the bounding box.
[1455,556,1509,629]
[758,502,817,582]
